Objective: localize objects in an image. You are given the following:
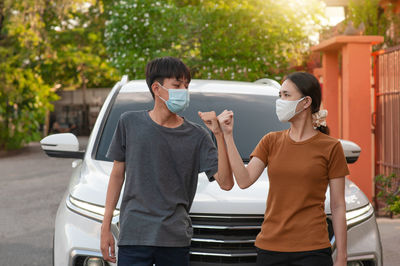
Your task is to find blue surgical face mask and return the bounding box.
[157,82,190,113]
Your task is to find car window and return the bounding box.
[95,91,288,162]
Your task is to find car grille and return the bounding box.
[189,214,263,265]
[116,214,335,265]
[189,214,335,265]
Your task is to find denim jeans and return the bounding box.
[256,247,333,266]
[117,245,190,266]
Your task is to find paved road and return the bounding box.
[0,139,399,266]
[0,139,85,266]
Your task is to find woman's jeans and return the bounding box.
[256,247,333,266]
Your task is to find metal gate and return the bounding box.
[373,46,400,178]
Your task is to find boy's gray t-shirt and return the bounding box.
[106,110,218,247]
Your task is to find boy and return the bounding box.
[100,57,233,266]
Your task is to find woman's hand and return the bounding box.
[217,110,234,136]
[333,258,347,266]
[198,111,222,135]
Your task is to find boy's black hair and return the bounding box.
[145,57,191,99]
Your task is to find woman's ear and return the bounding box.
[304,96,312,110]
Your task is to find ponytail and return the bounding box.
[316,125,330,135]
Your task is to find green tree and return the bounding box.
[347,0,400,47]
[105,0,325,81]
[40,0,119,90]
[0,0,118,149]
[0,0,58,150]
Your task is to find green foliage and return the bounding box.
[39,1,119,90]
[0,66,59,150]
[0,0,56,150]
[347,0,388,35]
[0,0,118,150]
[347,0,399,47]
[375,173,400,215]
[105,0,325,81]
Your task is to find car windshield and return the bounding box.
[95,91,288,162]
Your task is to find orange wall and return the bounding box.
[342,43,374,200]
[312,36,384,202]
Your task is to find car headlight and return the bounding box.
[346,203,374,227]
[330,203,375,248]
[66,194,119,222]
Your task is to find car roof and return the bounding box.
[120,79,280,96]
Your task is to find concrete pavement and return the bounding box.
[376,218,400,266]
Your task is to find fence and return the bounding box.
[50,88,111,136]
[374,45,400,177]
[373,45,400,214]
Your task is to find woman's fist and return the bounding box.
[217,110,234,135]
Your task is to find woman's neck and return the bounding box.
[288,112,318,142]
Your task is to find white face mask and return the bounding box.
[275,97,305,122]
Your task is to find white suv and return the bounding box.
[41,77,382,266]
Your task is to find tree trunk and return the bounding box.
[0,0,5,40]
[80,64,89,135]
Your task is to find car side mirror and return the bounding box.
[339,139,361,164]
[40,133,85,159]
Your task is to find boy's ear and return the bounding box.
[151,82,160,96]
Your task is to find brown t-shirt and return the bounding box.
[250,129,349,252]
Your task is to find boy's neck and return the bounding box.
[149,101,183,128]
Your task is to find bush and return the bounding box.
[0,65,58,150]
[375,173,400,216]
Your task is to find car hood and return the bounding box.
[69,159,370,215]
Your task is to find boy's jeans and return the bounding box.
[118,245,190,266]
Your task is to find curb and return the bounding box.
[0,142,41,159]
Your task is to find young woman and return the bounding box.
[217,72,349,266]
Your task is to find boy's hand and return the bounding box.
[100,227,116,263]
[198,111,222,135]
[217,110,234,135]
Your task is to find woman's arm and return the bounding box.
[218,110,266,189]
[329,177,347,266]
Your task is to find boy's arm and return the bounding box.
[198,111,234,191]
[213,130,234,190]
[101,160,125,263]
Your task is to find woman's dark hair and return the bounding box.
[285,72,329,135]
[145,57,191,99]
